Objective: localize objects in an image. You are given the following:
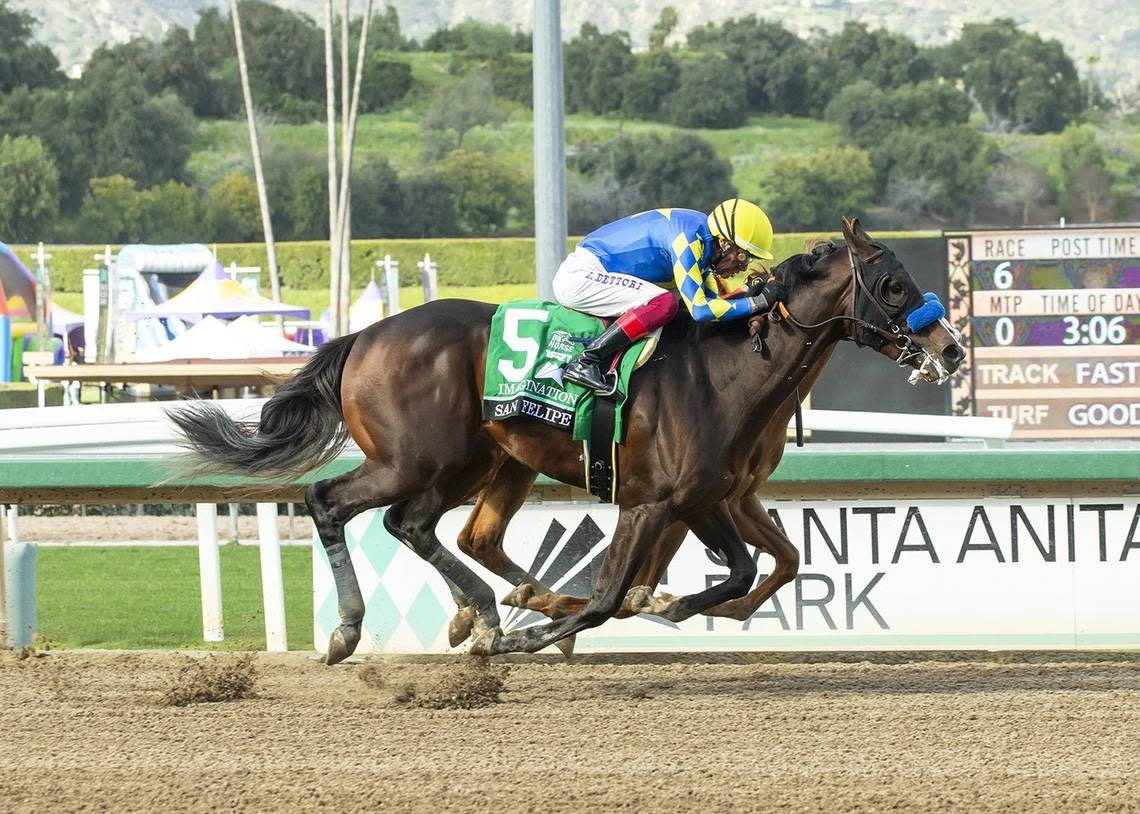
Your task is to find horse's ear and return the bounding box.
[841,216,877,261]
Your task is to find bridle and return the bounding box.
[768,245,926,365]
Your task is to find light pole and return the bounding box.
[532,0,567,301]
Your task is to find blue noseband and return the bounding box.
[905,292,945,332]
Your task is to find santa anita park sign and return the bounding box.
[313,499,1140,654]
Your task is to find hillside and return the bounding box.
[11,0,1139,93]
[190,108,844,206]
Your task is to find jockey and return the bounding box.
[554,198,789,391]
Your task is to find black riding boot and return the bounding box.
[563,322,634,392]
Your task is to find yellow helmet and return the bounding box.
[708,198,775,260]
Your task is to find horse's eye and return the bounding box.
[889,282,905,297]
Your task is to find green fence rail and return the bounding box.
[3,446,1138,503]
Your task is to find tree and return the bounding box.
[686,16,820,116]
[934,19,1083,133]
[1053,124,1111,221]
[621,51,680,119]
[824,80,889,146]
[821,22,933,92]
[0,1,65,93]
[368,5,412,51]
[74,175,144,244]
[359,57,413,112]
[190,1,326,117]
[395,172,460,237]
[285,164,328,240]
[208,173,262,242]
[0,135,59,241]
[139,181,205,242]
[763,146,875,231]
[90,92,197,188]
[564,24,633,114]
[157,26,226,117]
[871,125,995,215]
[988,159,1052,225]
[638,134,736,210]
[438,149,527,234]
[649,7,678,49]
[567,170,649,234]
[488,56,533,106]
[423,20,524,57]
[422,71,505,150]
[351,158,405,237]
[663,57,749,128]
[826,80,973,147]
[0,87,87,213]
[572,132,735,213]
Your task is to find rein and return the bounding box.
[771,247,914,351]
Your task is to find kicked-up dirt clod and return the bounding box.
[160,653,259,707]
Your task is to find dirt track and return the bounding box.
[2,651,1139,813]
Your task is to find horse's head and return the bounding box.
[772,217,964,384]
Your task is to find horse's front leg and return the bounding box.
[624,500,756,622]
[703,492,799,621]
[473,501,672,655]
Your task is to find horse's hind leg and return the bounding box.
[385,490,501,644]
[308,461,412,665]
[452,458,537,645]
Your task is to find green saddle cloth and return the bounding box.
[481,300,647,443]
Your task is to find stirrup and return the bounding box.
[597,371,619,398]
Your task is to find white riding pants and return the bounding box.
[552,247,669,318]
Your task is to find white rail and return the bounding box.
[0,400,1012,456]
[801,409,1013,441]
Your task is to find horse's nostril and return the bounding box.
[943,345,964,365]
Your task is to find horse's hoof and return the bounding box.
[623,584,655,614]
[502,583,536,608]
[469,625,503,657]
[325,624,360,665]
[554,634,576,657]
[448,605,477,647]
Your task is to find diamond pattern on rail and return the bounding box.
[363,583,400,651]
[404,584,449,650]
[358,510,400,577]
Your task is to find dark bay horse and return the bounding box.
[172,218,963,661]
[442,230,960,644]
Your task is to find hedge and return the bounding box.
[14,231,938,294]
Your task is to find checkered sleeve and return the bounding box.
[670,232,756,322]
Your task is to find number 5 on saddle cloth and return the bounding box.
[481,300,660,502]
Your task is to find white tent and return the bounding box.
[130,315,313,362]
[349,279,384,332]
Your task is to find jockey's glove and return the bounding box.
[748,281,788,314]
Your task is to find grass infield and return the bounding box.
[36,545,314,651]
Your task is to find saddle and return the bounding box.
[480,301,661,504]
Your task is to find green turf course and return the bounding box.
[36,545,313,650]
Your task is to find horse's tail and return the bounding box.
[168,332,360,482]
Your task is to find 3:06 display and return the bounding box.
[1061,315,1128,345]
